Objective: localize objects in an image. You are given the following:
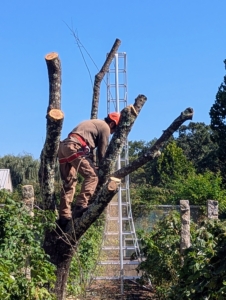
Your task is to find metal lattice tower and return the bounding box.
[96,53,141,294]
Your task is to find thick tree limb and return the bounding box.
[39,52,64,211]
[112,107,194,179]
[73,177,121,239]
[90,38,121,119]
[45,52,62,112]
[97,95,147,187]
[44,177,120,259]
[43,176,121,297]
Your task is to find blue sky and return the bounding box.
[1,1,226,159]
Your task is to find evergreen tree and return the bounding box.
[151,141,195,187]
[0,154,40,187]
[128,140,156,185]
[209,60,226,180]
[176,122,219,174]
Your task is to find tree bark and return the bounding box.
[97,95,147,186]
[90,38,121,119]
[39,53,64,211]
[43,177,120,300]
[73,177,121,239]
[112,107,194,179]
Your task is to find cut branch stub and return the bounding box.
[45,52,62,112]
[97,94,147,188]
[48,109,64,122]
[90,38,121,119]
[44,109,64,158]
[113,107,194,179]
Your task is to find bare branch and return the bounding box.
[90,38,121,119]
[64,22,94,89]
[112,107,194,178]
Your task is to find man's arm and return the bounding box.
[97,127,110,163]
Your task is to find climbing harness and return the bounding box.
[58,133,90,164]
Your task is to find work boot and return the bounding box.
[73,205,88,218]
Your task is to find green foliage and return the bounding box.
[137,211,184,298]
[176,122,219,174]
[210,60,226,181]
[67,217,104,297]
[0,154,40,188]
[128,140,157,184]
[137,210,226,299]
[0,154,66,208]
[169,219,226,299]
[152,141,194,187]
[130,185,173,220]
[0,190,56,299]
[129,139,226,217]
[168,171,226,209]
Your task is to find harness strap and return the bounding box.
[68,133,87,147]
[59,151,85,164]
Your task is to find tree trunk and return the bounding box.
[43,177,120,300]
[39,53,64,211]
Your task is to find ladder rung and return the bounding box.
[110,202,128,206]
[94,276,140,280]
[108,217,131,221]
[98,260,139,265]
[104,231,135,235]
[102,246,137,250]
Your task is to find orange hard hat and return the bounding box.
[108,112,120,126]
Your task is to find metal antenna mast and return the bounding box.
[96,52,141,294]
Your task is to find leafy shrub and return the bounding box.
[137,211,183,298]
[137,209,226,299]
[67,217,104,297]
[168,171,226,206]
[169,219,226,299]
[0,190,56,299]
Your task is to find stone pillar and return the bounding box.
[180,200,191,258]
[207,200,218,219]
[22,185,34,280]
[22,185,34,217]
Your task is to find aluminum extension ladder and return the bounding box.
[95,53,142,294]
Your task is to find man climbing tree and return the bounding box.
[58,112,120,226]
[39,39,194,300]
